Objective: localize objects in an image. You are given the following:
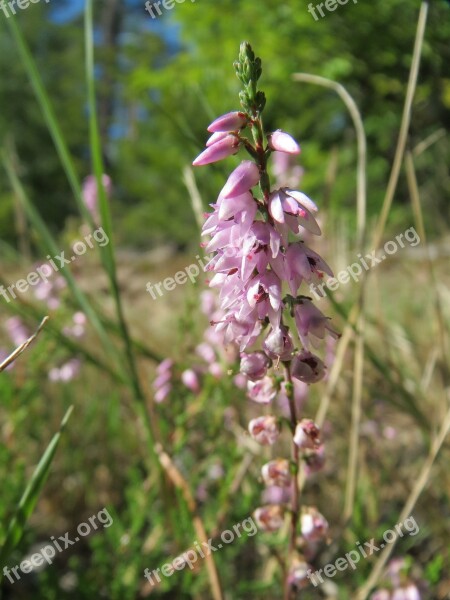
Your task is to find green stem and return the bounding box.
[283,363,300,600]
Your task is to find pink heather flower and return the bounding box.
[240,351,272,381]
[193,134,240,166]
[269,188,321,237]
[196,342,217,364]
[293,298,339,349]
[263,326,294,361]
[220,161,260,199]
[253,505,285,532]
[233,373,247,389]
[5,317,29,347]
[391,586,421,600]
[207,111,247,133]
[208,362,224,378]
[247,376,276,404]
[293,419,321,450]
[156,358,173,374]
[387,558,408,587]
[48,358,81,382]
[181,369,201,393]
[261,459,291,488]
[304,445,326,475]
[154,383,171,404]
[82,174,112,217]
[291,350,326,384]
[153,359,173,403]
[285,242,333,295]
[286,557,312,590]
[248,415,280,445]
[268,130,301,155]
[262,485,291,505]
[300,507,329,541]
[246,271,282,326]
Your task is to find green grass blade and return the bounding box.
[0,406,74,574]
[84,0,150,406]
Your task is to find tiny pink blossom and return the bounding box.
[261,459,291,488]
[293,419,321,450]
[293,298,339,349]
[220,161,260,199]
[286,557,312,590]
[5,317,29,347]
[291,350,325,384]
[391,586,421,600]
[253,505,285,532]
[248,415,280,445]
[240,351,272,381]
[247,376,276,404]
[263,326,294,361]
[300,506,329,541]
[304,445,326,475]
[193,135,240,166]
[207,111,247,133]
[82,174,112,218]
[268,130,301,155]
[181,369,201,393]
[154,383,172,403]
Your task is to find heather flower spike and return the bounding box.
[194,42,338,595]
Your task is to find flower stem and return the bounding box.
[283,363,300,600]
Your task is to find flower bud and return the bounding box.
[291,350,325,383]
[268,130,301,155]
[206,131,228,147]
[193,135,240,166]
[253,505,284,532]
[181,369,201,394]
[248,415,280,445]
[247,376,276,404]
[286,557,312,590]
[261,459,291,488]
[293,419,321,450]
[304,445,325,475]
[391,586,421,600]
[301,506,329,541]
[207,111,247,133]
[220,161,260,198]
[240,351,272,381]
[263,326,294,361]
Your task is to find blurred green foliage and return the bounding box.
[0,0,449,251]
